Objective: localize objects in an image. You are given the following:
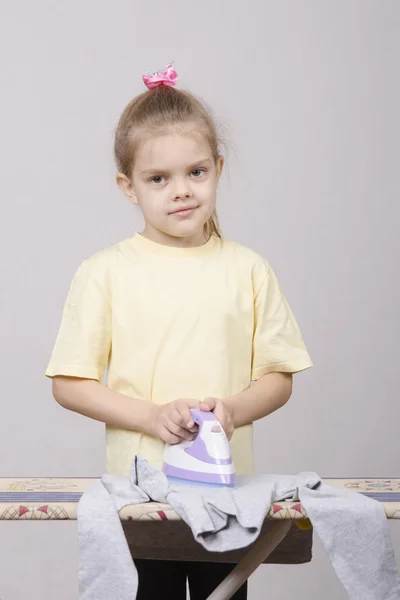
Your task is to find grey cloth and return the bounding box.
[78,456,400,600]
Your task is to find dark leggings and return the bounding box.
[134,558,248,600]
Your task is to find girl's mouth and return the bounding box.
[170,206,198,217]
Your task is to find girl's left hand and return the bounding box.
[200,397,235,441]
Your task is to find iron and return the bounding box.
[162,409,236,487]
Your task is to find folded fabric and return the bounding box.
[77,456,400,600]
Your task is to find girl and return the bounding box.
[45,63,313,600]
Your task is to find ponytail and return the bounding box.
[204,211,222,239]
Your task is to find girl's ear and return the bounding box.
[216,155,224,182]
[115,173,139,205]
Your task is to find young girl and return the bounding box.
[45,63,313,600]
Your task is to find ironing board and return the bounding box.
[0,477,399,600]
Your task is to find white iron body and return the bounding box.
[162,409,236,487]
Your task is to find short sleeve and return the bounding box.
[251,262,313,380]
[45,259,112,382]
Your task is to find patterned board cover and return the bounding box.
[0,477,399,523]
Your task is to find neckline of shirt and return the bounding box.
[127,232,221,258]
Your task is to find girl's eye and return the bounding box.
[191,168,206,177]
[149,168,206,185]
[150,176,164,184]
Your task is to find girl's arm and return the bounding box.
[224,372,293,428]
[52,376,154,432]
[52,376,200,443]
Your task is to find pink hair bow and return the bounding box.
[143,62,178,89]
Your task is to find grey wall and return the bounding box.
[1,1,399,598]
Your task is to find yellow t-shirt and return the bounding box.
[45,233,313,476]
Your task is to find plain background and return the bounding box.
[1,1,399,598]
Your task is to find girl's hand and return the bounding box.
[200,397,235,441]
[148,399,211,445]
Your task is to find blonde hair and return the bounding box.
[114,84,225,239]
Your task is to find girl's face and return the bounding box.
[117,125,224,247]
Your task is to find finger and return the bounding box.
[166,417,186,435]
[225,421,234,441]
[175,405,197,431]
[212,401,225,423]
[181,398,201,408]
[172,407,197,433]
[198,402,212,414]
[200,397,216,410]
[224,419,234,441]
[162,427,181,445]
[179,428,196,441]
[218,420,233,441]
[171,406,186,427]
[175,399,201,428]
[212,404,233,440]
[166,418,195,441]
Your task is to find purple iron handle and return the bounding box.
[189,408,216,424]
[185,409,232,465]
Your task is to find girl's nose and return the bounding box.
[172,180,192,200]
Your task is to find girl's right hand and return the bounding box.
[147,399,211,444]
